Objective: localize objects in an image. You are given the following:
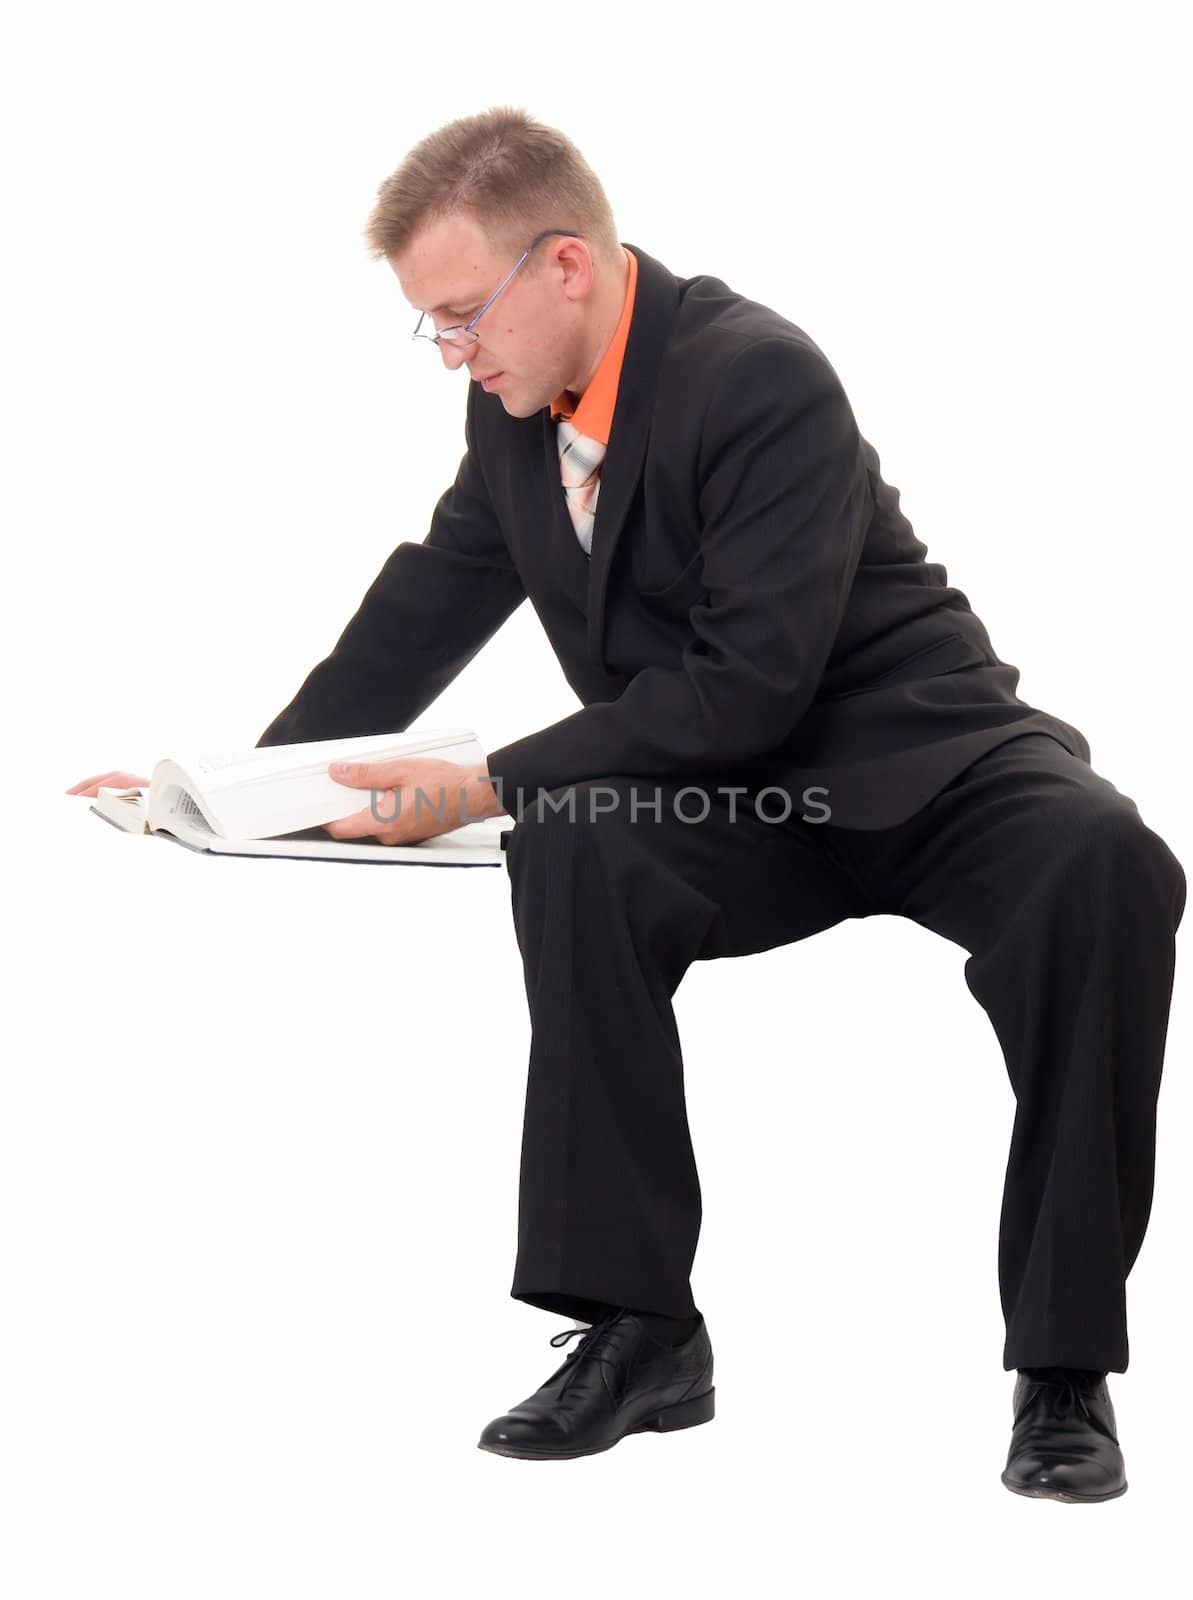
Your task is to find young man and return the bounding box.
[71,108,1185,1497]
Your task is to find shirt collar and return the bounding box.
[548,245,638,447]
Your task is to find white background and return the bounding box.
[4,1,1190,1594]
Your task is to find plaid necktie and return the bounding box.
[556,416,607,557]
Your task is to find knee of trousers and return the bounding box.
[502,776,722,936]
[1052,801,1187,926]
[501,778,633,886]
[506,777,665,843]
[1139,820,1188,929]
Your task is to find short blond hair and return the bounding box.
[363,106,621,273]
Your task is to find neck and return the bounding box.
[568,246,630,398]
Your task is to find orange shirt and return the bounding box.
[548,245,638,446]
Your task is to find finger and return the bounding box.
[322,804,393,840]
[328,759,411,789]
[66,771,124,795]
[67,771,149,795]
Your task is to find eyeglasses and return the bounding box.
[411,229,584,348]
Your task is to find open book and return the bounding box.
[88,728,512,866]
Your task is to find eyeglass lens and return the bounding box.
[418,319,478,346]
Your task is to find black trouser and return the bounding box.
[500,733,1186,1372]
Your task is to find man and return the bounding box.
[70,109,1185,1497]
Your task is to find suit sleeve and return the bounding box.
[484,337,871,806]
[254,386,526,748]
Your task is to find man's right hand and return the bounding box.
[66,771,151,797]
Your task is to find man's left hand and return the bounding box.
[323,757,504,846]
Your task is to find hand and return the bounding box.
[66,770,152,797]
[323,757,505,846]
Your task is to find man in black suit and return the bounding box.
[250,110,1185,1497]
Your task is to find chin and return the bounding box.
[501,390,536,419]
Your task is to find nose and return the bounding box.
[441,340,474,373]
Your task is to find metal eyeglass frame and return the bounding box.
[411,229,584,348]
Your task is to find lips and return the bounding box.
[480,371,504,390]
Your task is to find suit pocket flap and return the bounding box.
[825,631,990,699]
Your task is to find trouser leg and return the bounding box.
[500,777,866,1323]
[873,735,1187,1372]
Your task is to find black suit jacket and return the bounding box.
[256,241,1091,829]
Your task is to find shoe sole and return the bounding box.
[1001,1470,1128,1503]
[477,1385,716,1460]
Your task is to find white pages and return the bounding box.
[87,727,511,867]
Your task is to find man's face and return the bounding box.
[392,213,590,419]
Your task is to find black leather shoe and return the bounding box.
[477,1307,715,1460]
[1002,1368,1128,1501]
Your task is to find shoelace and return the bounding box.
[1017,1370,1118,1441]
[548,1307,629,1396]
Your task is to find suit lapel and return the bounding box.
[573,244,681,667]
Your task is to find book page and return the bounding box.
[158,812,509,864]
[191,728,478,790]
[190,735,486,839]
[91,787,149,834]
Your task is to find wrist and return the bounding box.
[470,762,506,819]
